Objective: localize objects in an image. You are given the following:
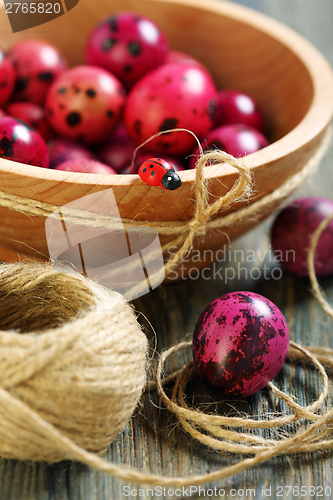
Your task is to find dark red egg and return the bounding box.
[188,124,269,168]
[96,127,136,173]
[193,291,289,399]
[47,138,96,169]
[271,197,333,277]
[215,89,265,132]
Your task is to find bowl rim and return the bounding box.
[1,0,333,186]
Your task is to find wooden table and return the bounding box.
[2,0,333,498]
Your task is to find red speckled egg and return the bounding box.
[8,39,68,105]
[271,197,333,277]
[193,291,289,399]
[45,65,126,145]
[124,63,217,156]
[85,12,169,90]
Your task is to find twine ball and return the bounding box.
[0,262,148,462]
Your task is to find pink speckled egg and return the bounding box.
[193,291,289,398]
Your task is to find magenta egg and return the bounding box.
[85,12,169,90]
[124,63,217,156]
[55,158,117,174]
[193,291,289,398]
[8,39,68,105]
[215,89,265,132]
[271,197,333,277]
[0,116,49,168]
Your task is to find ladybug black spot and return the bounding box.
[149,164,154,168]
[159,118,178,132]
[106,110,114,118]
[102,38,117,51]
[66,112,81,127]
[86,89,96,98]
[142,167,146,172]
[151,170,155,176]
[124,64,132,74]
[128,41,142,56]
[38,72,53,82]
[57,87,66,94]
[14,77,29,93]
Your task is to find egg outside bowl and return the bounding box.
[0,0,332,281]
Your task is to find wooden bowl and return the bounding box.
[0,0,333,279]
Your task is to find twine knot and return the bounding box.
[188,216,208,236]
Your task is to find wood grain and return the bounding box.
[0,0,332,269]
[1,0,333,499]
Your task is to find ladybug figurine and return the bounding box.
[138,157,182,190]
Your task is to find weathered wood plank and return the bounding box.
[1,1,333,498]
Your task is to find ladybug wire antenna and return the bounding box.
[130,128,204,170]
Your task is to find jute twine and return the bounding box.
[0,127,330,290]
[0,128,332,484]
[0,263,148,463]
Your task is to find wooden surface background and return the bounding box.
[1,0,333,498]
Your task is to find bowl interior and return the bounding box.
[0,0,313,144]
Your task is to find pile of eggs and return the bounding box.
[0,11,269,176]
